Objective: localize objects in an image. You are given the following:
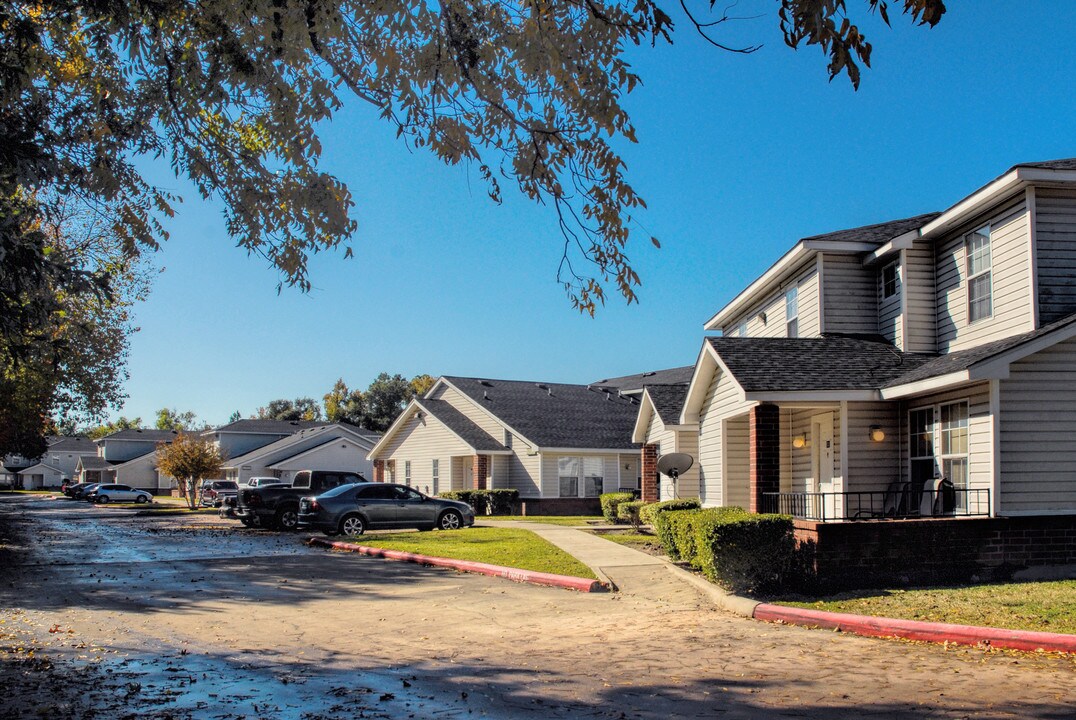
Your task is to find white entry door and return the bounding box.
[811,412,834,494]
[460,456,473,490]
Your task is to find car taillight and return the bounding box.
[310,500,319,511]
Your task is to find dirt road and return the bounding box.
[1,494,1073,719]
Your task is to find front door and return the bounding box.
[811,412,834,494]
[460,456,473,490]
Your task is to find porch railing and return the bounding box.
[761,488,991,522]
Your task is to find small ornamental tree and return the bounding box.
[156,434,224,510]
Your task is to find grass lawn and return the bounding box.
[777,580,1076,635]
[479,515,608,526]
[594,531,664,552]
[348,527,597,579]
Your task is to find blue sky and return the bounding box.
[117,3,1076,427]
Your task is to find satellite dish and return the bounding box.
[656,453,694,481]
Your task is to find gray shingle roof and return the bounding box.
[800,212,941,246]
[78,456,115,470]
[416,398,506,452]
[1013,158,1076,171]
[45,436,96,452]
[98,429,182,442]
[645,385,690,425]
[706,335,935,392]
[589,366,694,393]
[209,419,327,434]
[444,377,640,450]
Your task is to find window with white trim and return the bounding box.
[404,460,411,486]
[909,407,935,488]
[583,457,604,497]
[909,401,970,508]
[939,401,969,507]
[557,457,579,497]
[556,456,605,497]
[965,225,992,323]
[785,287,799,338]
[881,261,899,300]
[431,459,439,494]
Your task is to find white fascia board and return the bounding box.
[631,390,657,444]
[879,371,971,399]
[664,423,699,431]
[438,377,539,450]
[679,343,719,424]
[703,243,811,330]
[538,447,640,455]
[801,240,879,253]
[224,427,331,469]
[21,462,62,474]
[862,229,919,266]
[916,168,1076,241]
[743,390,880,402]
[366,400,422,460]
[267,437,358,469]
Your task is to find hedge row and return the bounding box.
[438,489,519,515]
[600,492,635,523]
[654,507,794,594]
[639,498,701,525]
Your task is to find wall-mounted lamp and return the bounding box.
[869,425,885,443]
[759,311,768,325]
[792,434,808,449]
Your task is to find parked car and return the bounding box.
[298,482,475,536]
[235,470,363,530]
[200,480,239,507]
[86,484,152,504]
[70,482,101,500]
[64,481,92,498]
[245,476,286,489]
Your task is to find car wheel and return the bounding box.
[438,510,463,531]
[97,495,109,504]
[275,507,299,532]
[135,495,148,504]
[339,514,365,536]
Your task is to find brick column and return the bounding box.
[641,444,659,502]
[473,454,489,490]
[749,403,781,513]
[373,459,385,483]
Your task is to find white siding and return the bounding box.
[877,261,903,348]
[430,384,510,440]
[904,242,938,353]
[674,429,701,500]
[936,197,1033,352]
[380,414,474,496]
[272,439,374,484]
[1034,188,1076,324]
[999,337,1076,513]
[821,253,877,335]
[539,453,620,498]
[114,453,160,490]
[844,402,901,493]
[696,367,754,507]
[721,262,820,338]
[724,415,750,508]
[643,412,677,500]
[787,408,844,491]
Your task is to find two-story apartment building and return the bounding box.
[636,159,1076,583]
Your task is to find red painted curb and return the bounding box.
[754,603,1076,654]
[307,537,607,593]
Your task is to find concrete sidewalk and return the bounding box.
[485,520,757,613]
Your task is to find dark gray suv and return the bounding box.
[297,483,475,536]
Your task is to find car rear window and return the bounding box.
[320,483,361,499]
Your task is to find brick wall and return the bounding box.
[795,515,1076,590]
[641,444,658,502]
[749,404,780,513]
[473,454,489,490]
[518,498,602,516]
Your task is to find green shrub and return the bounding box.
[600,492,634,523]
[639,497,702,525]
[616,500,647,531]
[437,489,519,515]
[694,512,795,595]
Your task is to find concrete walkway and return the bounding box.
[485,520,758,614]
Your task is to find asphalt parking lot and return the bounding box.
[1,494,1073,719]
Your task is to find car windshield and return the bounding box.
[320,483,362,499]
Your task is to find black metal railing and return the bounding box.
[761,488,991,522]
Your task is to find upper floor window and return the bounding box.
[881,261,899,300]
[785,287,799,338]
[966,226,992,323]
[735,320,747,337]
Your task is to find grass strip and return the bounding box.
[595,532,664,551]
[776,580,1076,635]
[479,515,608,526]
[350,527,597,580]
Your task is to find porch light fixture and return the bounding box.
[792,434,807,449]
[869,425,885,443]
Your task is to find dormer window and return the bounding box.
[881,261,899,300]
[966,225,992,323]
[785,287,799,338]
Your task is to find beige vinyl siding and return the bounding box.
[999,337,1076,513]
[505,446,542,497]
[821,253,877,335]
[844,402,901,493]
[904,242,938,353]
[787,408,843,491]
[697,366,754,507]
[936,197,1033,352]
[644,412,678,500]
[877,261,903,348]
[721,262,820,338]
[1034,188,1076,324]
[674,429,701,500]
[380,413,473,495]
[429,384,511,440]
[539,453,620,497]
[113,453,160,490]
[900,382,991,497]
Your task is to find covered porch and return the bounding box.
[726,401,991,522]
